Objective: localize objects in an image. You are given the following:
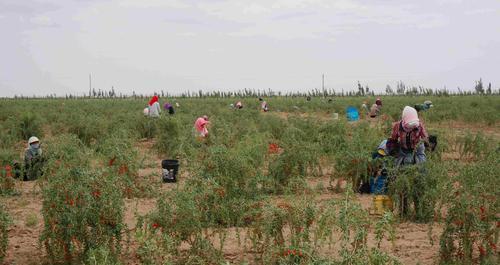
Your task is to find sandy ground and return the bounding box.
[2,116,497,265]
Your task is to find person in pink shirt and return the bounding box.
[235,101,243,109]
[194,115,209,137]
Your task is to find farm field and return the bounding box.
[0,95,498,265]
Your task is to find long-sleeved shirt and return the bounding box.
[149,102,161,117]
[370,104,380,117]
[390,121,428,151]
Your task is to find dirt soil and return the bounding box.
[1,179,442,265]
[2,119,497,265]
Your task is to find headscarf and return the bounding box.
[402,106,419,131]
[261,101,267,109]
[149,95,159,106]
[164,103,172,110]
[195,117,208,132]
[375,98,382,106]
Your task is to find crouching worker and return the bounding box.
[235,101,243,109]
[148,94,161,118]
[361,101,369,116]
[22,136,45,181]
[387,106,430,220]
[369,103,380,118]
[414,100,433,113]
[261,100,269,112]
[194,115,209,138]
[369,139,394,194]
[389,106,428,166]
[164,103,175,115]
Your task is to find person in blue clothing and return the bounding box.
[358,139,396,194]
[369,139,394,194]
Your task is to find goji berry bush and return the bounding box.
[40,134,126,263]
[0,95,498,265]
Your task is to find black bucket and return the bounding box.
[161,159,179,183]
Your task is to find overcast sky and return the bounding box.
[1,0,499,96]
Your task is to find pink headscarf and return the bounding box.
[194,116,209,136]
[402,106,419,131]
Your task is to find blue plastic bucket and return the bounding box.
[346,106,359,121]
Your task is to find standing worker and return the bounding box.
[194,115,209,138]
[148,93,161,118]
[24,136,44,181]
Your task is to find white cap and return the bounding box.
[28,136,40,145]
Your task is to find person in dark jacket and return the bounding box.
[164,103,175,115]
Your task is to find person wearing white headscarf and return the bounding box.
[387,106,431,219]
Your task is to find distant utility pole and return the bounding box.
[89,74,92,93]
[322,74,325,90]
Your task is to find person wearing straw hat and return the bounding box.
[23,136,45,181]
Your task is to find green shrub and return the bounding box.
[40,135,125,264]
[439,153,499,264]
[136,118,157,139]
[0,205,10,263]
[155,116,182,157]
[9,112,44,141]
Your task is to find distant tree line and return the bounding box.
[4,79,499,99]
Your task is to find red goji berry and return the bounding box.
[92,190,101,198]
[478,245,486,256]
[479,206,486,220]
[489,241,496,251]
[118,165,128,175]
[4,165,12,178]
